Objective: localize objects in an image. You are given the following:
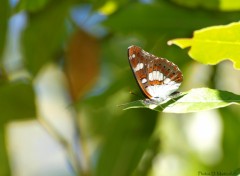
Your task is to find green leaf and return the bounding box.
[170,0,219,10]
[0,81,36,123]
[0,81,35,176]
[121,88,240,113]
[22,0,71,75]
[0,0,10,61]
[169,22,240,70]
[220,0,240,11]
[217,108,240,169]
[16,0,49,12]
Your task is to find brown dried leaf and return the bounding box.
[65,29,100,100]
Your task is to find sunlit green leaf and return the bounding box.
[170,0,240,11]
[22,0,71,75]
[0,81,36,123]
[98,1,118,15]
[121,88,240,113]
[169,22,240,70]
[220,0,240,11]
[91,0,128,11]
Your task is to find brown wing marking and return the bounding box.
[128,46,152,99]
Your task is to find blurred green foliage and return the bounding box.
[0,0,240,176]
[0,0,10,59]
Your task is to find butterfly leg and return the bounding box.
[166,91,182,106]
[142,98,165,110]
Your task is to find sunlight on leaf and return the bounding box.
[169,22,240,70]
[121,88,240,113]
[171,0,240,11]
[168,38,192,48]
[98,1,117,15]
[220,0,240,11]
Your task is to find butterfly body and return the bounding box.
[128,45,183,104]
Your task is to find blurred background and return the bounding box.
[1,0,240,176]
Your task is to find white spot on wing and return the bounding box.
[149,72,153,81]
[141,78,147,84]
[153,71,157,80]
[132,54,136,58]
[149,71,164,81]
[159,73,163,81]
[156,71,160,81]
[164,78,171,84]
[145,81,181,103]
[168,81,176,85]
[134,63,144,72]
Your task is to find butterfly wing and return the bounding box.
[128,45,183,101]
[128,45,152,99]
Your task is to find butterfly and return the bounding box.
[128,45,183,105]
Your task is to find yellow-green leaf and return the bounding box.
[167,38,192,49]
[171,0,240,11]
[220,0,240,11]
[169,22,240,70]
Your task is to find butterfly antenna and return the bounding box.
[117,100,142,107]
[117,102,129,107]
